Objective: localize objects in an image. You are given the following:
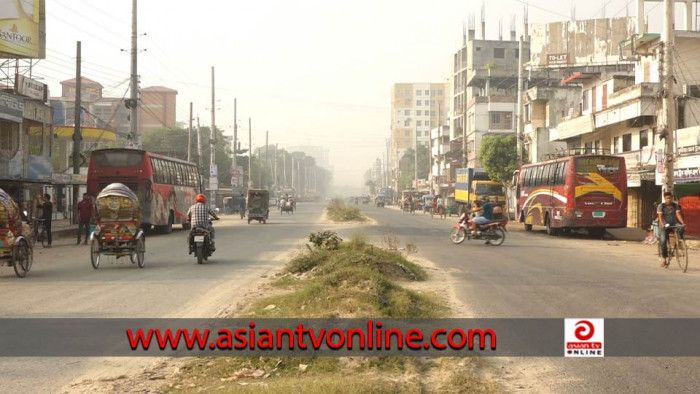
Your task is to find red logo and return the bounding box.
[574,320,595,341]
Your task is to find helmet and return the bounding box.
[196,194,207,203]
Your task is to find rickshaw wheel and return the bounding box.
[135,238,145,268]
[90,239,101,269]
[13,240,31,278]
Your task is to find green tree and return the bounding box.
[479,134,519,214]
[397,144,430,190]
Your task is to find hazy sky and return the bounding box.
[32,0,673,188]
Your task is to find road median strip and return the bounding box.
[159,232,499,393]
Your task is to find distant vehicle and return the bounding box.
[455,169,505,208]
[379,187,394,205]
[514,154,627,237]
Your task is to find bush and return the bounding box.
[327,199,366,222]
[308,231,343,250]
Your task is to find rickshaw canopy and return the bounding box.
[95,183,141,222]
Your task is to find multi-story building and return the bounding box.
[552,29,700,233]
[287,145,330,170]
[390,82,449,182]
[523,85,580,163]
[50,78,177,136]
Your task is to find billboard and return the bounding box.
[0,0,46,59]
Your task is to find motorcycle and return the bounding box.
[450,214,507,246]
[188,218,219,264]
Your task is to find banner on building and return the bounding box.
[0,0,46,59]
[0,91,24,122]
[27,155,51,180]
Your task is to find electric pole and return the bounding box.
[129,0,139,146]
[72,41,82,224]
[462,76,467,168]
[414,121,418,190]
[265,130,269,190]
[248,117,252,189]
[196,116,202,169]
[274,143,279,192]
[233,98,237,188]
[662,0,676,195]
[283,150,287,187]
[516,35,524,165]
[210,66,217,206]
[188,102,193,162]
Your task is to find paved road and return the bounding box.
[0,204,324,393]
[356,204,700,393]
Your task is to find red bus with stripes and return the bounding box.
[515,154,627,237]
[87,149,202,233]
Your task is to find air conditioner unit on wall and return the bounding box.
[683,84,700,98]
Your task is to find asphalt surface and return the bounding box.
[0,204,325,393]
[355,204,700,393]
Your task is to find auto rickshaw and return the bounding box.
[247,189,270,223]
[90,183,145,269]
[0,189,32,278]
[375,194,386,207]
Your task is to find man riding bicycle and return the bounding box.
[658,192,686,267]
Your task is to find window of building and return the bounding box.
[584,141,593,154]
[622,133,632,152]
[438,90,443,95]
[431,111,436,116]
[494,48,505,58]
[594,140,601,153]
[524,104,531,123]
[417,121,422,126]
[425,90,429,95]
[612,136,618,153]
[404,120,410,126]
[678,102,686,129]
[582,90,589,111]
[515,49,519,59]
[476,47,481,51]
[0,121,20,158]
[416,110,421,116]
[416,90,422,95]
[416,100,421,106]
[405,98,410,106]
[431,90,435,96]
[640,129,649,148]
[404,110,410,116]
[489,111,513,129]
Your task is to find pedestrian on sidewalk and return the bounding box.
[76,193,93,245]
[36,193,53,247]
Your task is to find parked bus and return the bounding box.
[514,154,627,237]
[87,149,202,233]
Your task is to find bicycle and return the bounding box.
[658,224,688,273]
[32,218,47,248]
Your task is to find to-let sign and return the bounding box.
[547,53,569,65]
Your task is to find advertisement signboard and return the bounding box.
[15,74,47,101]
[0,91,24,122]
[0,0,46,59]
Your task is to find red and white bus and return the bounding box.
[87,149,202,233]
[515,154,627,237]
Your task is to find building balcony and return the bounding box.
[594,84,659,128]
[551,114,595,140]
[615,146,657,170]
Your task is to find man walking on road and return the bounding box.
[76,193,93,245]
[37,193,53,248]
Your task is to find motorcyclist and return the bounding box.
[470,196,494,236]
[187,194,219,251]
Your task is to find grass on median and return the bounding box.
[163,233,500,394]
[326,198,367,222]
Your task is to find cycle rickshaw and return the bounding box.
[90,183,145,269]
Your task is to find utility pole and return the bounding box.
[414,122,418,190]
[248,118,252,189]
[274,144,278,192]
[72,41,82,224]
[516,35,524,165]
[462,77,467,168]
[233,98,237,188]
[265,130,269,189]
[188,102,193,162]
[283,150,287,187]
[292,157,295,192]
[129,0,139,147]
[662,0,676,195]
[210,66,217,206]
[196,116,202,169]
